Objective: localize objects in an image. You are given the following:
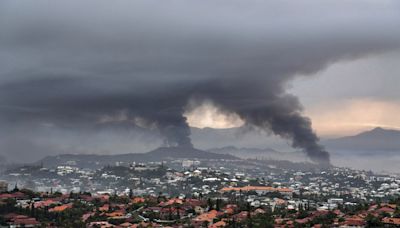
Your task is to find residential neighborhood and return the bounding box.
[2,0,400,227]
[1,159,400,227]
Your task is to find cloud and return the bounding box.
[0,0,400,164]
[185,101,244,129]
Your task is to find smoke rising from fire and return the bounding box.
[1,0,400,164]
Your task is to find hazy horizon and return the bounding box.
[1,0,400,171]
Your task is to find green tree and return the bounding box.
[365,214,382,227]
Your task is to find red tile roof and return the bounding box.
[12,218,40,226]
[193,210,219,223]
[344,216,366,226]
[49,203,72,212]
[378,206,395,214]
[382,217,400,225]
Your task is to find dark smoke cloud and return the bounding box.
[1,0,400,164]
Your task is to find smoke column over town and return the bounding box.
[1,0,400,164]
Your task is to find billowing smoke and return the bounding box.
[1,0,400,164]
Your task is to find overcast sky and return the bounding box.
[1,0,400,162]
[289,51,400,137]
[188,26,400,137]
[187,51,400,137]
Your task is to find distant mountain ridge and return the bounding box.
[324,127,400,152]
[208,146,279,157]
[147,147,237,160]
[12,126,400,169]
[38,147,238,168]
[207,146,308,162]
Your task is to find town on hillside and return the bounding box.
[1,159,400,227]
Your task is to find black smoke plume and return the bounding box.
[1,0,400,164]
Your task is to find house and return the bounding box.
[223,207,235,215]
[192,210,219,227]
[377,206,395,215]
[89,221,114,227]
[4,214,40,227]
[342,215,366,227]
[209,220,226,228]
[34,199,59,208]
[253,208,266,215]
[220,186,293,196]
[105,211,125,218]
[275,198,287,206]
[382,217,400,226]
[49,203,72,212]
[0,192,27,200]
[9,217,40,227]
[132,197,145,204]
[159,198,183,207]
[99,204,110,212]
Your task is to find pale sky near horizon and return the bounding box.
[2,0,400,162]
[186,51,400,137]
[291,51,400,137]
